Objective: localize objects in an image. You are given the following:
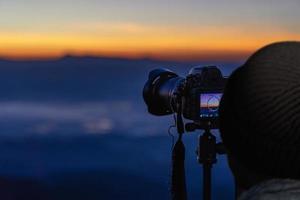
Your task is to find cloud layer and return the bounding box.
[0,101,169,136]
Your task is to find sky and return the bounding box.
[0,0,300,61]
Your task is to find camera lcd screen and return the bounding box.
[199,93,222,118]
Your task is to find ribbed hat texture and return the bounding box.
[219,41,300,178]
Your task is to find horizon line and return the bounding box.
[0,51,252,63]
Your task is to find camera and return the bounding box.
[143,66,227,128]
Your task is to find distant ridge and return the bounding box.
[0,55,177,64]
[0,54,244,64]
[58,55,156,63]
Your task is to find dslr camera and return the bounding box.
[143,66,227,129]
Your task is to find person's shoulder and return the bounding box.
[239,179,300,200]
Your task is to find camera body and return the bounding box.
[143,66,227,128]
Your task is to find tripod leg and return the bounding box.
[198,130,216,200]
[203,164,212,200]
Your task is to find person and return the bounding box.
[219,41,300,200]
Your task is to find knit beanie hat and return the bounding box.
[219,41,300,178]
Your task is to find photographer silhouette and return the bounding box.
[219,41,300,200]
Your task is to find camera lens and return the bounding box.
[143,68,183,116]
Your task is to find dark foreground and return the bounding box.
[0,134,234,200]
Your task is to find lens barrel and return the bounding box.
[143,68,183,116]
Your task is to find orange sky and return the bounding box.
[1,1,300,61]
[1,27,299,61]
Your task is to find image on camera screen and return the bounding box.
[200,93,222,118]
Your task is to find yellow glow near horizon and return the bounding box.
[1,25,299,61]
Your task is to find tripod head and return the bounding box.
[185,122,226,160]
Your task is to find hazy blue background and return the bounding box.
[0,57,239,199]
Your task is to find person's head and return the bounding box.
[219,41,300,194]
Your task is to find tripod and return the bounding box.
[186,122,226,200]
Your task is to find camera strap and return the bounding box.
[171,113,187,200]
